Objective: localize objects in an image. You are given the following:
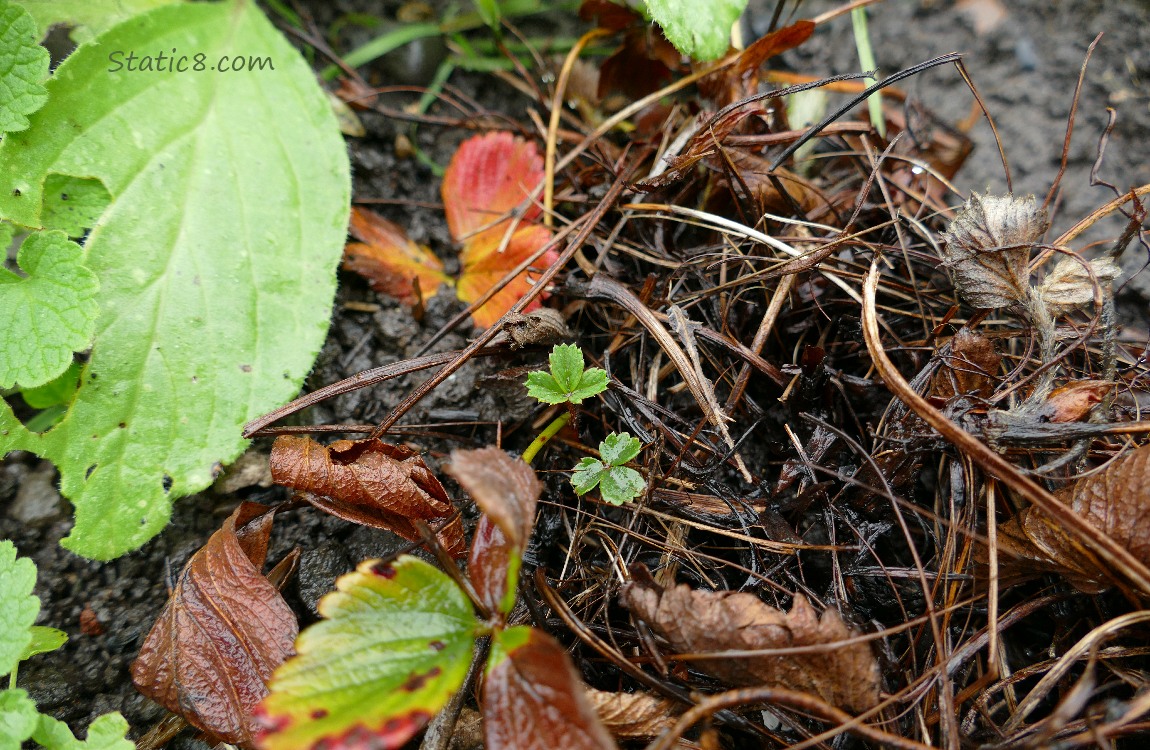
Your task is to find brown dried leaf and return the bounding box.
[698,20,815,107]
[484,627,617,750]
[941,192,1049,308]
[585,688,682,739]
[131,503,298,747]
[620,576,880,713]
[1004,445,1150,591]
[707,149,821,216]
[1038,255,1121,315]
[468,515,516,617]
[269,436,464,556]
[1039,380,1113,423]
[933,328,1001,400]
[446,447,541,548]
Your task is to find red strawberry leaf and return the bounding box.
[484,626,617,750]
[344,207,451,306]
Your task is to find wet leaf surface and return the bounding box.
[468,515,518,618]
[131,503,297,746]
[620,574,880,713]
[270,435,464,556]
[343,207,452,306]
[254,556,477,750]
[443,132,558,328]
[446,447,541,548]
[484,626,617,750]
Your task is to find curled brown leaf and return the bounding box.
[620,575,880,713]
[932,328,1001,401]
[131,503,298,747]
[269,435,464,556]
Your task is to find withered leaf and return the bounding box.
[698,20,815,107]
[269,436,464,556]
[933,328,1001,400]
[485,627,617,750]
[620,577,880,713]
[941,192,1049,308]
[343,207,451,307]
[706,149,821,216]
[1039,380,1112,423]
[131,503,298,747]
[1038,255,1121,315]
[1002,444,1150,592]
[585,688,682,739]
[446,447,541,548]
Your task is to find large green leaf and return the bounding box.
[0,541,39,678]
[0,689,39,750]
[255,556,478,750]
[15,0,181,43]
[0,0,350,559]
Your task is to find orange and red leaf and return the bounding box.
[344,207,451,306]
[456,224,557,329]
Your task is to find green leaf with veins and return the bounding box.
[600,465,645,506]
[525,343,608,405]
[0,541,38,677]
[255,556,478,750]
[15,0,181,44]
[599,432,641,466]
[569,432,645,506]
[549,343,584,392]
[0,231,98,390]
[644,0,747,61]
[0,0,48,133]
[570,457,607,496]
[39,176,111,238]
[0,0,350,559]
[0,689,39,748]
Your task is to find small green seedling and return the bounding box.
[571,432,646,506]
[521,343,608,464]
[526,343,608,405]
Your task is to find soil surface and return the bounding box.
[3,0,1149,746]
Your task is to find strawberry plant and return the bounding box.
[571,432,646,506]
[0,0,351,559]
[252,448,616,750]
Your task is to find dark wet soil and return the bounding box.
[3,0,1148,745]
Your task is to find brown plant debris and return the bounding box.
[620,574,881,713]
[269,435,464,555]
[941,192,1050,308]
[131,503,298,747]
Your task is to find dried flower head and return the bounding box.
[1038,254,1121,316]
[941,192,1050,308]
